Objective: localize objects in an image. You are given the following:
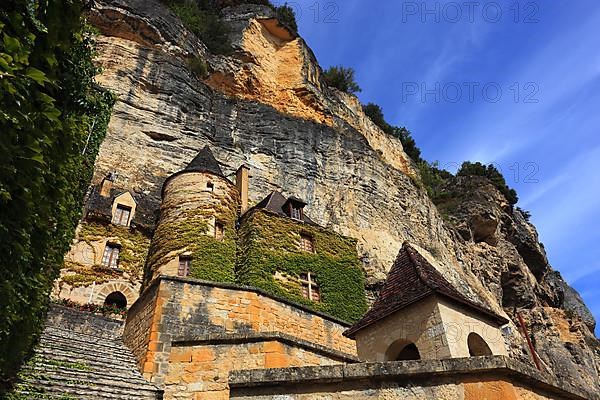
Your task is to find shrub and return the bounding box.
[362,103,422,163]
[188,56,209,78]
[274,3,298,35]
[322,66,362,94]
[458,162,519,205]
[163,0,232,55]
[0,0,113,390]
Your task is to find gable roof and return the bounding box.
[251,191,317,225]
[344,242,509,338]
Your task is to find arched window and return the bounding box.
[468,332,493,356]
[384,339,421,361]
[104,291,127,309]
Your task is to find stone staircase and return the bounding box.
[11,306,162,399]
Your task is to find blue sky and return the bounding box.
[288,0,600,333]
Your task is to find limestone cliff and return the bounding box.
[87,0,599,391]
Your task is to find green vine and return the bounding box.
[0,0,114,389]
[237,211,367,322]
[144,186,238,285]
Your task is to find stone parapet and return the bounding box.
[229,356,598,400]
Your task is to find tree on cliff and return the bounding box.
[322,66,362,94]
[0,0,113,390]
[458,162,519,205]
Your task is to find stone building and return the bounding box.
[344,242,509,361]
[53,146,366,323]
[53,171,155,309]
[38,147,596,400]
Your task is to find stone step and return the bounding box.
[42,326,133,352]
[11,307,162,399]
[33,346,141,374]
[38,335,139,364]
[23,363,154,388]
[21,365,157,392]
[16,377,160,399]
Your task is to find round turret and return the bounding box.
[144,146,239,286]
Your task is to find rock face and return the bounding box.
[86,0,599,392]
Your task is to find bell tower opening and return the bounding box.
[384,339,421,361]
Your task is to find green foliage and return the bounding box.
[322,66,362,94]
[457,161,519,205]
[164,0,233,55]
[144,190,239,285]
[274,3,298,35]
[0,0,114,389]
[517,207,532,222]
[188,56,208,78]
[237,211,367,322]
[78,222,150,279]
[417,161,453,201]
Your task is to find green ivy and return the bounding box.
[144,188,239,286]
[237,211,367,322]
[0,0,114,390]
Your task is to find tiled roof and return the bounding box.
[183,146,225,177]
[344,242,509,338]
[251,191,317,225]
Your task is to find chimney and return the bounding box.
[236,165,250,214]
[100,172,117,197]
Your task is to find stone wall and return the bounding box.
[146,171,239,285]
[166,335,353,399]
[46,304,124,339]
[122,276,357,398]
[123,282,159,369]
[229,356,598,400]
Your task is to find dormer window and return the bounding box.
[112,204,132,226]
[102,243,120,269]
[285,197,307,221]
[207,182,214,192]
[299,272,320,302]
[290,205,302,220]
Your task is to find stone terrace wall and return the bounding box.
[123,282,159,370]
[122,276,357,397]
[229,356,599,400]
[46,304,124,339]
[167,336,352,399]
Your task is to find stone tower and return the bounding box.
[144,146,240,285]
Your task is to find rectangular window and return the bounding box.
[112,204,132,226]
[290,206,302,220]
[299,272,320,302]
[178,257,191,277]
[215,222,225,241]
[299,234,314,253]
[102,244,120,269]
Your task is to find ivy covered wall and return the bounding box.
[0,0,114,389]
[59,222,150,288]
[237,210,367,323]
[144,172,239,286]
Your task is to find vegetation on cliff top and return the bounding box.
[322,66,362,94]
[0,0,114,390]
[163,0,298,55]
[361,102,519,206]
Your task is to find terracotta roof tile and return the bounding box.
[344,242,508,338]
